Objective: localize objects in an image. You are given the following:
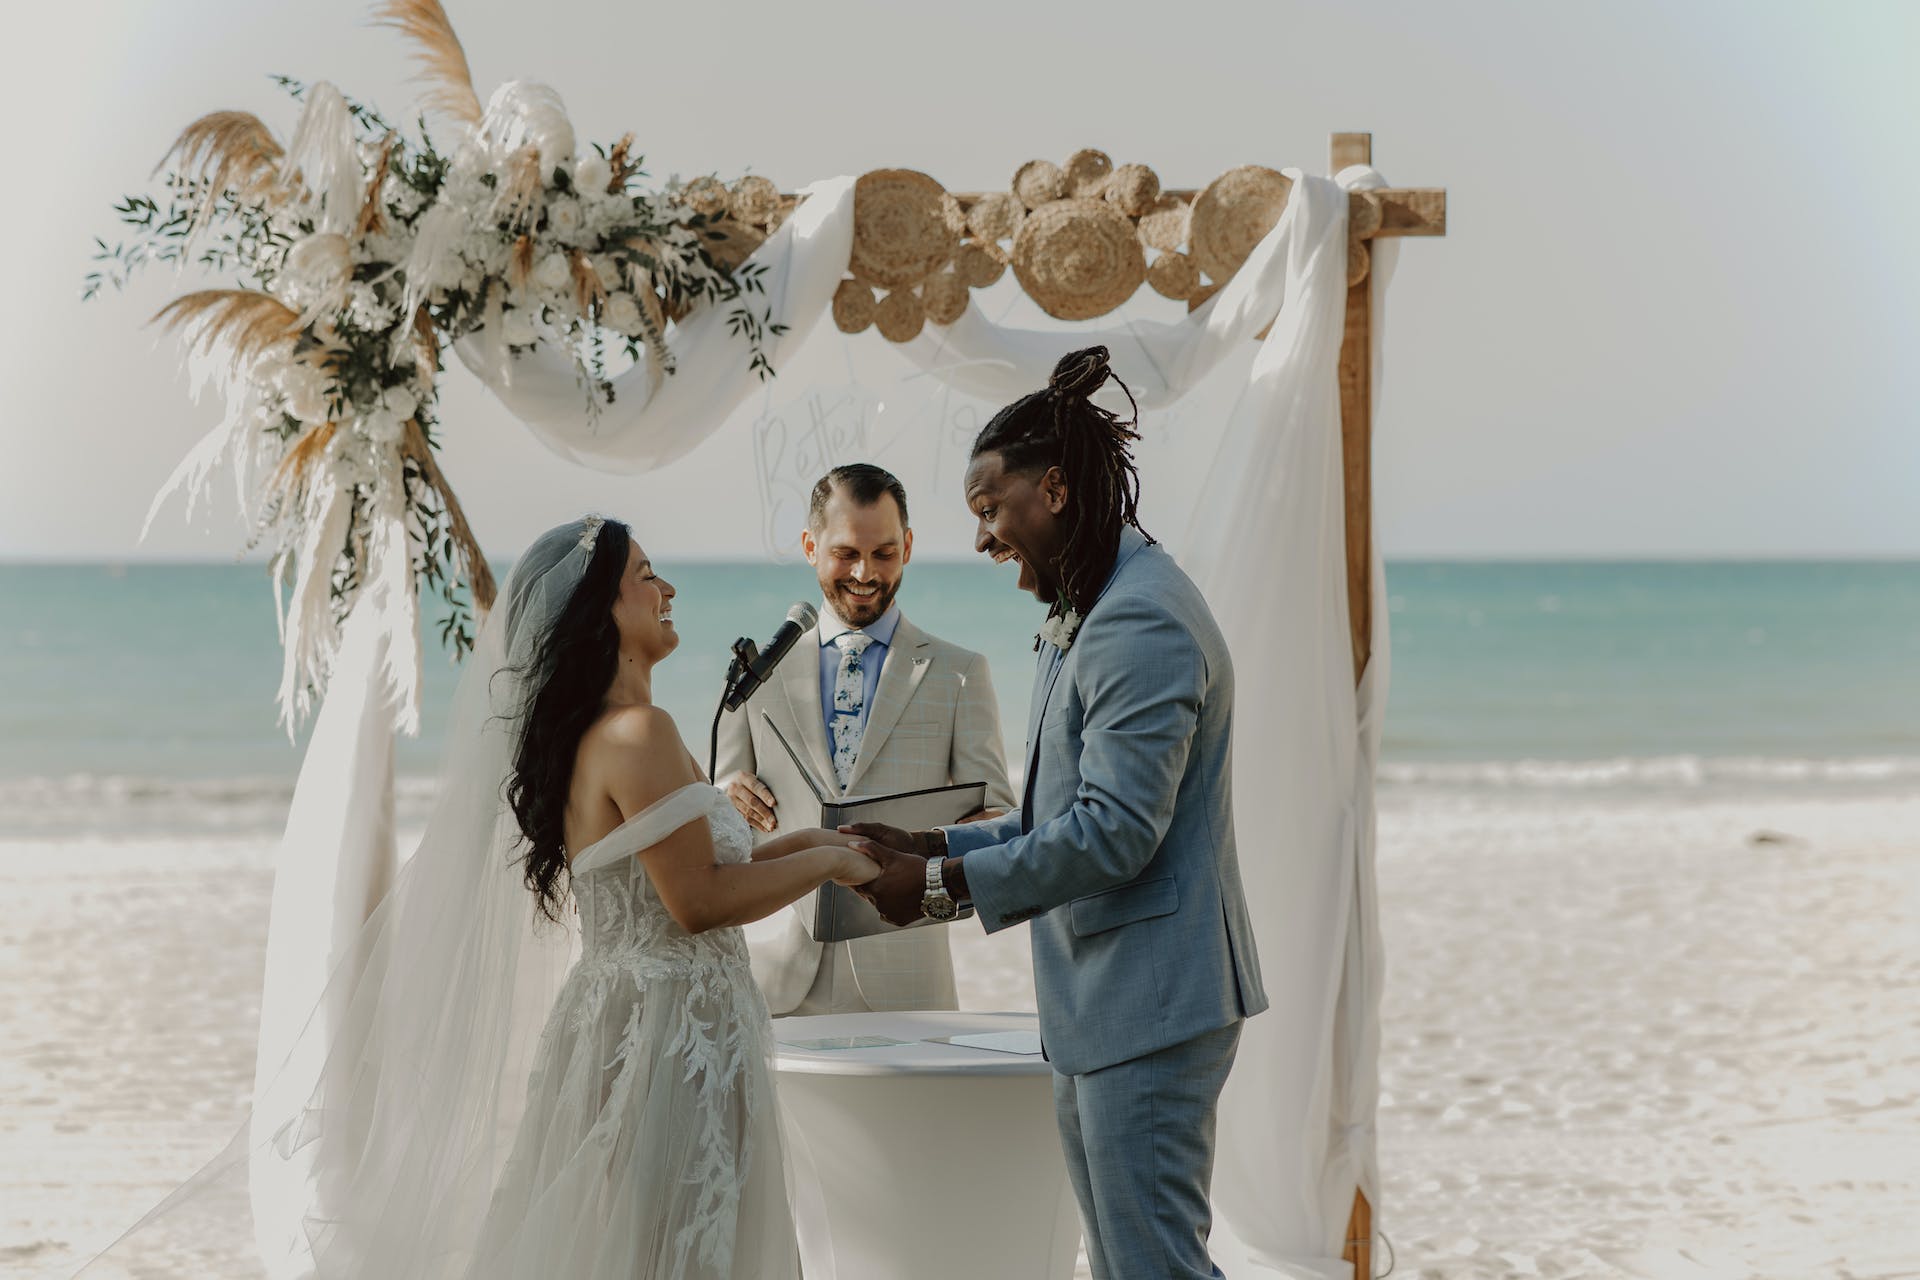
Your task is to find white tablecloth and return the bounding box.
[773,1011,1079,1279]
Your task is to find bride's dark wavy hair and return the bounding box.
[971,346,1152,617]
[504,518,633,923]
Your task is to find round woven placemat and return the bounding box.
[1012,159,1067,210]
[1104,163,1161,217]
[1147,250,1199,301]
[728,175,780,226]
[1136,193,1190,253]
[874,288,926,342]
[1188,165,1292,283]
[832,278,875,334]
[1064,149,1113,198]
[922,270,968,325]
[850,169,960,291]
[955,243,1006,289]
[1011,198,1145,321]
[967,191,1026,245]
[681,175,730,216]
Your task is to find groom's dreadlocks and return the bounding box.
[971,346,1152,618]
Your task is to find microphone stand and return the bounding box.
[709,637,758,783]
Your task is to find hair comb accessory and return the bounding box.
[577,514,606,552]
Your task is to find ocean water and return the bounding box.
[2,559,1916,834]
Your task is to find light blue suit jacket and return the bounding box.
[943,527,1268,1077]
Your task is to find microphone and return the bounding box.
[723,602,819,712]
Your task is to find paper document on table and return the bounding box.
[778,1035,911,1051]
[930,1031,1045,1056]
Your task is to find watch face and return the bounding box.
[924,894,958,922]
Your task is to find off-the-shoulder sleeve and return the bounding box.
[569,783,720,876]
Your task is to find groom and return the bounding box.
[848,348,1267,1280]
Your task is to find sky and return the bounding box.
[2,0,1916,562]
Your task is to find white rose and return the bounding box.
[286,372,331,423]
[575,156,612,196]
[380,385,419,420]
[532,251,572,292]
[601,292,643,338]
[591,254,624,291]
[547,196,584,238]
[501,306,538,346]
[360,408,404,446]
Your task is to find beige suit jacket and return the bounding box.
[716,612,1017,1014]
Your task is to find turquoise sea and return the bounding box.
[2,559,1916,835]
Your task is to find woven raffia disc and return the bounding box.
[922,270,968,325]
[1064,149,1113,198]
[1347,240,1371,287]
[850,169,960,290]
[1349,189,1384,240]
[682,175,729,216]
[728,175,780,226]
[1189,165,1292,284]
[702,217,765,271]
[942,192,968,238]
[874,288,926,342]
[1147,251,1199,301]
[1136,194,1190,253]
[1104,163,1160,217]
[1011,198,1145,321]
[1012,160,1067,210]
[967,191,1025,244]
[954,243,1005,289]
[1185,281,1221,314]
[832,278,875,334]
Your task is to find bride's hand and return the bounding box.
[802,827,860,850]
[829,845,881,887]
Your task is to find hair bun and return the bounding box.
[1048,346,1110,399]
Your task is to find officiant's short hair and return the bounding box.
[809,464,909,529]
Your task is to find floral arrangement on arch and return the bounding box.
[87,0,790,732]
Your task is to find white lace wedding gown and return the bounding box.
[467,782,799,1279]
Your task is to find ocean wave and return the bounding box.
[1376,755,1920,791]
[0,773,441,838]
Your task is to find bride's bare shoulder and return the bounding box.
[578,705,699,814]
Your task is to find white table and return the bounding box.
[772,1011,1080,1280]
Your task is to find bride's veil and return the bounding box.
[80,519,608,1278]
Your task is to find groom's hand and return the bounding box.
[837,822,936,857]
[845,837,927,927]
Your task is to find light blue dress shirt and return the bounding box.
[817,600,901,750]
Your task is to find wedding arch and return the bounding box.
[99,3,1446,1274]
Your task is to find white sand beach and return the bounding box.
[5,788,1918,1279]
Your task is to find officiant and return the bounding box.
[719,464,1016,1015]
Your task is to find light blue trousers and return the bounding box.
[1052,1021,1243,1280]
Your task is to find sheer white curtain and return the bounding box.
[271,165,1393,1279]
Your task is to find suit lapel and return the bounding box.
[845,619,931,794]
[1021,645,1066,814]
[778,626,838,795]
[1019,532,1154,814]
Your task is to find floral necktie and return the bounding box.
[829,632,875,790]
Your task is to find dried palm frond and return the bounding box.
[155,110,286,230]
[354,133,400,236]
[607,132,637,192]
[370,0,483,127]
[152,289,303,377]
[491,144,544,230]
[267,421,339,505]
[507,234,535,291]
[568,249,606,318]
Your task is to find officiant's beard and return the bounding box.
[826,576,900,628]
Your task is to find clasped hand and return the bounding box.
[837,823,933,926]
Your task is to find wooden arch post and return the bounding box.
[1332,132,1446,1280]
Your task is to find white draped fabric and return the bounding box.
[262,166,1394,1278]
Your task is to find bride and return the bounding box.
[83,515,875,1279]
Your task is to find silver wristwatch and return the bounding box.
[923,854,959,922]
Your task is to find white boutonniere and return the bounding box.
[1036,610,1083,654]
